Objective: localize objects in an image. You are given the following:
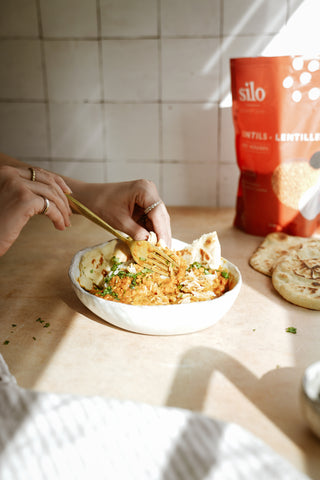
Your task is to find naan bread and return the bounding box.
[249,232,307,276]
[272,240,320,310]
[179,232,221,270]
[79,240,130,291]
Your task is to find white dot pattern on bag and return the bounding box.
[300,72,311,85]
[282,57,320,103]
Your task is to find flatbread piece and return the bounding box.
[271,240,320,310]
[249,232,307,276]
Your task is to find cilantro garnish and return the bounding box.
[187,262,210,274]
[110,256,121,272]
[102,285,119,300]
[221,271,229,279]
[286,327,297,334]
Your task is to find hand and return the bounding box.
[76,179,172,247]
[0,165,72,256]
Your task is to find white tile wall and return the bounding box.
[0,40,44,100]
[0,0,39,37]
[49,104,104,159]
[161,0,220,36]
[45,41,101,101]
[0,0,315,207]
[40,0,98,38]
[222,0,287,35]
[161,38,220,102]
[51,160,105,182]
[100,0,158,37]
[162,162,217,206]
[0,103,49,157]
[102,40,159,101]
[104,104,159,160]
[106,161,160,185]
[162,103,218,162]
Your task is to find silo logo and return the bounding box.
[239,81,266,102]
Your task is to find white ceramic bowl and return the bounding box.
[69,239,242,335]
[301,361,320,439]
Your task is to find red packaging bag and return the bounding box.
[230,56,320,237]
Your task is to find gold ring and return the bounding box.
[144,200,162,215]
[40,197,50,215]
[29,167,36,182]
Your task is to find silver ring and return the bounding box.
[144,200,162,215]
[40,197,50,215]
[29,167,36,182]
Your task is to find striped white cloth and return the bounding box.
[0,354,311,480]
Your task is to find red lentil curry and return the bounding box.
[78,233,231,306]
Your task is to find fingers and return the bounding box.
[120,216,151,242]
[132,179,172,246]
[19,166,72,227]
[20,166,71,193]
[37,196,69,230]
[146,202,172,247]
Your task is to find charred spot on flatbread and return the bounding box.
[294,258,320,280]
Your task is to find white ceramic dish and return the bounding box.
[301,361,320,439]
[69,239,242,335]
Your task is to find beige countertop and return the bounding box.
[0,207,319,479]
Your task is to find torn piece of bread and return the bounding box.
[179,232,222,270]
[78,240,130,290]
[249,232,308,277]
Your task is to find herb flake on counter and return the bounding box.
[32,337,36,341]
[36,317,44,324]
[286,327,297,334]
[43,323,50,328]
[3,340,10,345]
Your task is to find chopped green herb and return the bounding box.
[36,317,44,324]
[102,285,119,300]
[3,340,9,345]
[32,336,36,341]
[43,323,50,328]
[110,256,121,272]
[187,262,210,274]
[141,267,152,274]
[11,324,17,328]
[139,257,146,262]
[90,269,93,273]
[286,327,297,334]
[221,271,229,279]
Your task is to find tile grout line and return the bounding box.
[96,0,109,181]
[35,0,52,170]
[216,0,224,208]
[157,0,164,198]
